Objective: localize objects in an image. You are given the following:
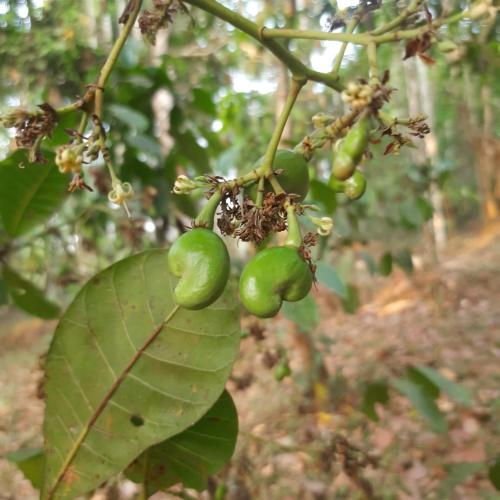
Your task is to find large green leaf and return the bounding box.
[413,365,473,407]
[0,151,67,237]
[3,266,60,319]
[393,378,447,433]
[7,448,44,490]
[127,390,238,495]
[41,250,240,499]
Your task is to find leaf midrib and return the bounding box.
[45,304,181,499]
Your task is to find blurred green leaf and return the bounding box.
[341,285,359,314]
[379,252,393,277]
[316,262,348,299]
[393,378,447,433]
[308,180,337,214]
[192,87,217,116]
[126,390,238,494]
[360,251,377,275]
[415,196,433,222]
[361,381,390,421]
[395,249,414,275]
[0,277,7,305]
[437,462,485,497]
[413,365,473,406]
[489,457,500,491]
[172,129,210,173]
[3,266,60,319]
[0,151,67,237]
[407,366,440,400]
[282,295,320,332]
[7,448,44,490]
[108,104,149,133]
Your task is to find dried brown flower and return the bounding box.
[299,231,318,281]
[6,103,58,163]
[235,192,288,244]
[138,0,187,45]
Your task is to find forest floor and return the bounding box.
[0,224,499,500]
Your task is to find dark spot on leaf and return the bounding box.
[130,414,144,427]
[93,278,101,285]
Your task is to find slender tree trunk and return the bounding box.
[416,60,447,255]
[478,84,499,221]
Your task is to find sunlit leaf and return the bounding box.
[42,250,240,499]
[0,151,67,237]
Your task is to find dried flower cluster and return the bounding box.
[1,104,58,163]
[138,0,186,44]
[380,114,430,155]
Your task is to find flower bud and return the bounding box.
[173,174,198,194]
[108,180,134,205]
[309,215,333,236]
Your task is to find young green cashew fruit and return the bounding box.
[248,149,310,200]
[342,115,370,163]
[239,246,313,318]
[331,115,371,181]
[329,175,346,193]
[331,148,355,181]
[343,170,367,200]
[168,228,230,310]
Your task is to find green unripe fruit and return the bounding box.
[249,149,310,200]
[328,175,346,193]
[343,171,367,200]
[239,246,313,318]
[342,115,370,164]
[168,228,230,310]
[331,149,355,181]
[274,361,291,381]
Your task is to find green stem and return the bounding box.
[262,27,370,45]
[182,0,343,91]
[261,77,305,176]
[268,174,285,195]
[194,190,222,228]
[367,42,378,84]
[331,17,360,77]
[293,108,361,159]
[77,112,89,138]
[94,0,143,120]
[284,205,302,248]
[370,0,423,36]
[255,175,265,208]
